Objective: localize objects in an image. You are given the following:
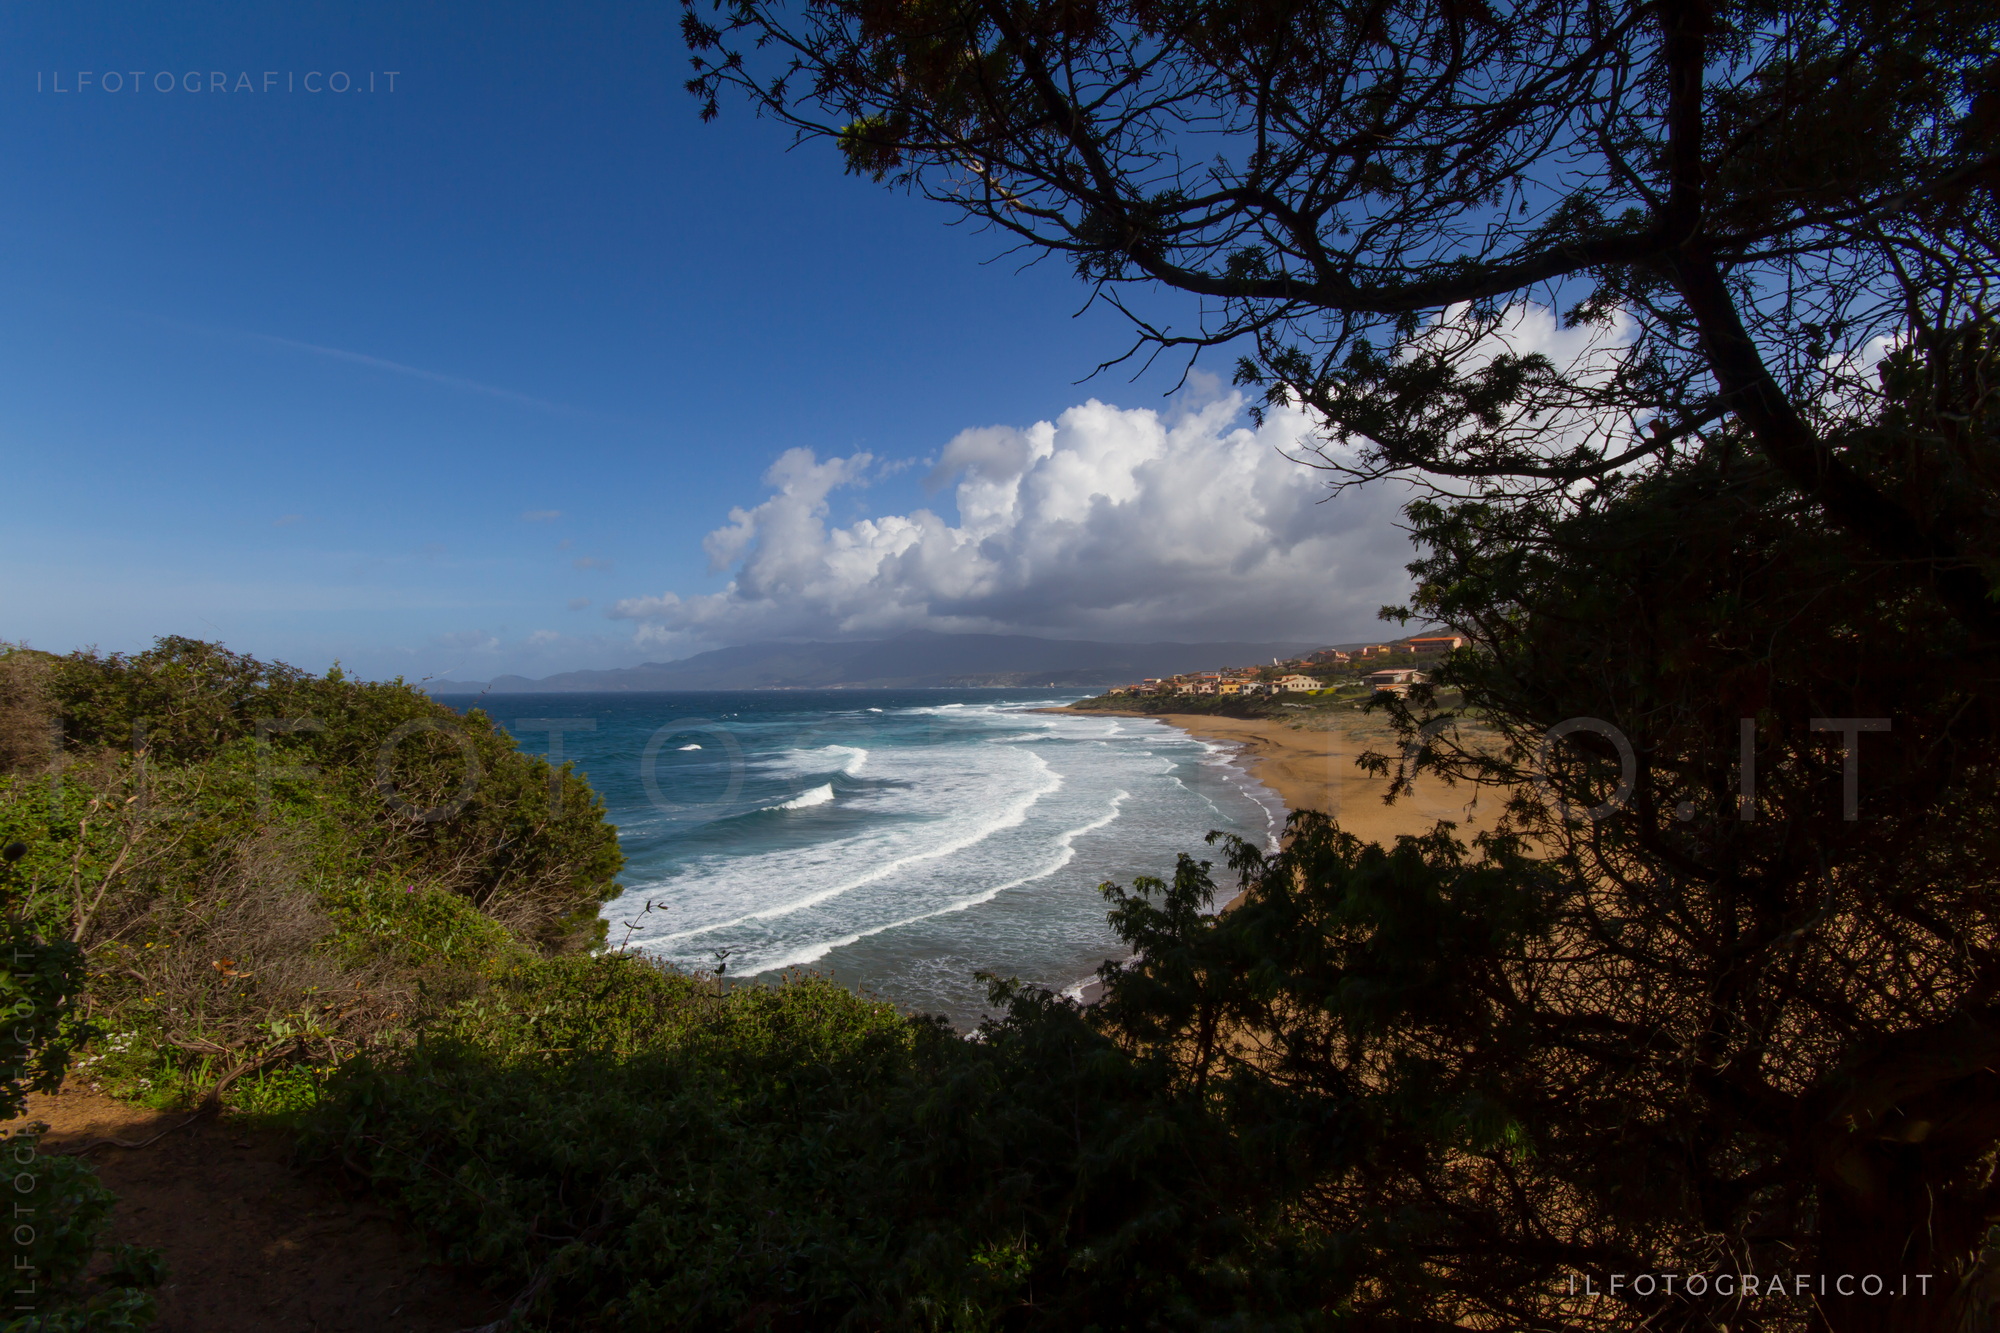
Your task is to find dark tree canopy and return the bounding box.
[683,1,2000,1328]
[685,0,2000,635]
[1045,339,2000,1332]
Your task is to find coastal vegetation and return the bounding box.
[672,0,2000,1324]
[0,637,1349,1329]
[0,637,621,1101]
[0,635,1530,1329]
[14,411,2000,1332]
[1063,686,1364,722]
[3,0,1995,1326]
[0,638,623,1327]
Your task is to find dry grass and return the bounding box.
[0,646,55,776]
[92,829,408,1075]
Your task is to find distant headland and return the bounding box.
[421,630,1365,693]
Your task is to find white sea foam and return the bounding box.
[1193,739,1286,852]
[1164,770,1226,818]
[677,744,702,751]
[741,791,1130,976]
[1059,975,1109,1005]
[767,783,835,811]
[639,751,1062,947]
[599,696,1288,1020]
[769,743,869,775]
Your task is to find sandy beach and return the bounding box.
[1087,709,1502,846]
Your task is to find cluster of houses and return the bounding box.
[1105,635,1467,699]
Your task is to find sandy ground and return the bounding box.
[1146,711,1501,842]
[1117,710,1504,915]
[7,1083,502,1333]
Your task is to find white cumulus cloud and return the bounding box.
[611,391,1416,648]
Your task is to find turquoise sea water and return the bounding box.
[436,689,1283,1026]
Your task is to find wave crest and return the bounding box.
[769,783,835,811]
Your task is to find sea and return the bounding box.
[434,689,1284,1027]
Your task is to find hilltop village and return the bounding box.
[1105,634,1467,700]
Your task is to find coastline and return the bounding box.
[1045,703,1504,924]
[1058,707,1500,844]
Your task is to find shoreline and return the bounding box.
[1052,706,1500,846]
[1042,703,1503,927]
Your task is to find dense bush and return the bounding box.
[301,945,1351,1331]
[306,827,1598,1333]
[0,913,84,1124]
[36,637,621,948]
[0,666,161,1332]
[0,637,621,1111]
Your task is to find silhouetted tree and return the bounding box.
[686,4,2000,1328]
[1069,326,1999,1331]
[686,0,2000,635]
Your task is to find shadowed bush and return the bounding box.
[301,948,1346,1332]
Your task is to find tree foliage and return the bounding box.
[678,2,2000,1327]
[685,0,2000,635]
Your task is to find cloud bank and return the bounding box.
[612,391,1416,649]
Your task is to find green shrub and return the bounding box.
[0,638,628,1115]
[0,917,85,1123]
[38,637,622,951]
[306,958,931,1327]
[302,948,1335,1331]
[321,877,525,974]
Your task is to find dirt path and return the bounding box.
[12,1083,504,1333]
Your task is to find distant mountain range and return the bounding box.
[421,631,1337,693]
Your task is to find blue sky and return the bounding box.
[2,1,1417,683]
